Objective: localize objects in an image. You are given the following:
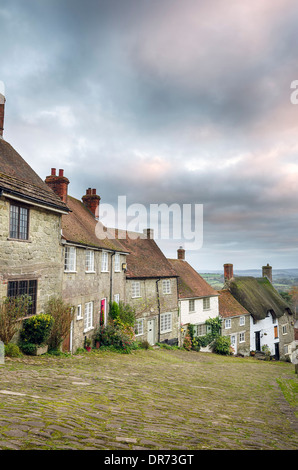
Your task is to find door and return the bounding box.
[147,319,155,345]
[230,334,237,354]
[274,343,280,360]
[100,298,106,326]
[255,331,261,351]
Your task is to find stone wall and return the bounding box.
[221,314,250,356]
[0,197,63,316]
[126,277,179,345]
[62,245,127,352]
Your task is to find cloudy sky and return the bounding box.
[1,0,298,271]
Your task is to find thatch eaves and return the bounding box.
[228,276,293,321]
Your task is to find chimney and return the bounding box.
[82,188,100,218]
[177,246,185,260]
[143,228,154,239]
[45,168,69,204]
[262,263,272,283]
[224,263,234,281]
[0,81,5,139]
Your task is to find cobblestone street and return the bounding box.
[0,349,297,450]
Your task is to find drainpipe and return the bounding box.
[109,252,115,314]
[156,278,161,343]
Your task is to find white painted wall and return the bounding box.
[250,313,278,355]
[180,295,219,326]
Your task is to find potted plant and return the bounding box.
[84,337,92,352]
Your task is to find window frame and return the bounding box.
[239,316,245,326]
[7,279,37,316]
[203,297,210,310]
[225,318,231,329]
[189,299,195,313]
[85,249,95,272]
[114,294,120,304]
[64,246,76,272]
[162,279,171,295]
[160,312,172,334]
[101,251,109,272]
[9,202,29,240]
[77,304,82,320]
[135,318,144,336]
[114,253,120,272]
[84,301,93,332]
[239,331,245,343]
[131,281,141,298]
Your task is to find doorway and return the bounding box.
[255,331,261,351]
[147,319,155,345]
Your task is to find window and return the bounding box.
[239,316,245,326]
[114,294,120,304]
[7,280,37,316]
[225,318,231,329]
[239,332,245,343]
[160,313,172,333]
[64,246,76,271]
[162,279,171,294]
[85,250,94,272]
[77,304,82,320]
[189,299,195,312]
[135,318,144,336]
[132,281,141,298]
[274,325,278,339]
[9,203,29,240]
[101,251,108,272]
[282,324,287,335]
[203,297,210,310]
[114,253,120,272]
[193,323,211,337]
[84,302,93,332]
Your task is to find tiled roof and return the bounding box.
[168,259,218,299]
[218,289,250,318]
[0,139,69,212]
[118,234,178,279]
[61,196,127,252]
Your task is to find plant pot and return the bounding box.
[85,346,91,352]
[35,345,48,356]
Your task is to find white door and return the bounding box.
[230,334,237,354]
[147,319,155,345]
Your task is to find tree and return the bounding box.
[0,296,30,344]
[44,297,74,351]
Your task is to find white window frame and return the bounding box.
[101,251,108,272]
[135,318,144,336]
[239,316,245,326]
[189,299,195,313]
[77,304,82,320]
[225,318,231,329]
[203,297,210,310]
[160,312,172,334]
[85,250,95,272]
[64,246,76,272]
[114,294,120,304]
[132,281,141,298]
[84,301,93,332]
[282,324,287,335]
[162,279,171,294]
[239,331,245,343]
[114,253,120,272]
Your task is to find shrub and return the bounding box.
[97,320,136,354]
[212,336,231,355]
[4,343,23,358]
[183,334,192,351]
[19,313,54,346]
[44,297,74,351]
[0,295,31,344]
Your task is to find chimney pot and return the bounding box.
[51,168,56,176]
[45,168,69,204]
[143,228,154,239]
[59,169,64,177]
[82,188,101,218]
[177,246,185,260]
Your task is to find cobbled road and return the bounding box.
[0,349,297,450]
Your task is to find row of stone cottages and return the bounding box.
[0,90,296,360]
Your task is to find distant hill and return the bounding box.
[200,269,298,292]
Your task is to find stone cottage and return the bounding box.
[218,289,250,356]
[117,229,179,346]
[168,247,219,350]
[44,169,128,352]
[0,91,69,326]
[223,263,295,361]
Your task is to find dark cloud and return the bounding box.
[1,0,298,269]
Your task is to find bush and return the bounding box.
[4,343,23,358]
[97,320,136,354]
[44,297,74,351]
[212,336,231,355]
[19,313,54,346]
[183,334,192,351]
[0,296,31,344]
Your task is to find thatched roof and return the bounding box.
[227,276,293,321]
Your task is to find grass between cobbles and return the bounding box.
[0,348,297,450]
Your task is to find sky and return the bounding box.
[1,0,298,271]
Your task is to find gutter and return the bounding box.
[110,252,115,312]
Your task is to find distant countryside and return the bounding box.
[201,269,298,294]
